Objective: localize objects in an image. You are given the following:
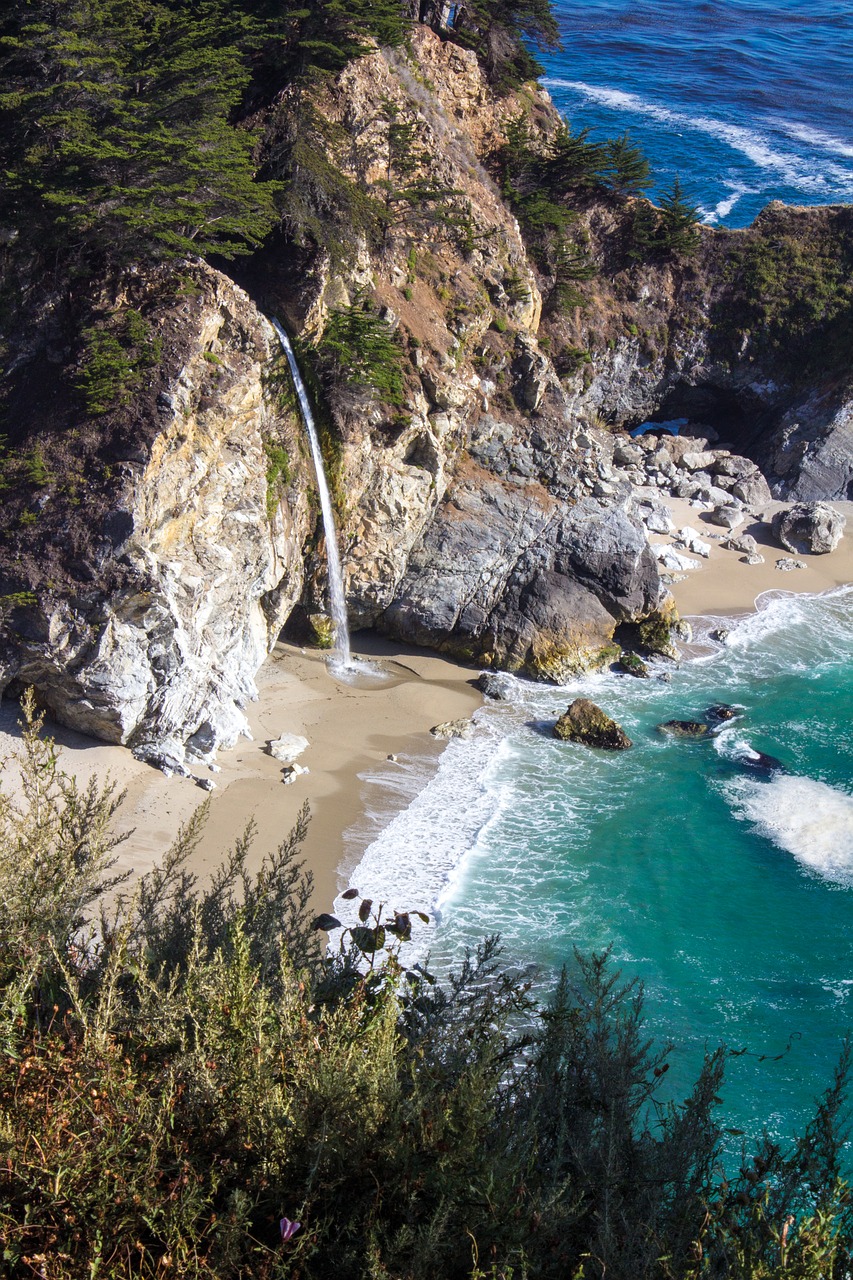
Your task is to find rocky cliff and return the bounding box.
[1,24,850,760]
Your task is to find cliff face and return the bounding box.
[0,25,850,757]
[0,265,311,767]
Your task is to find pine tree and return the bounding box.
[0,0,280,270]
[659,175,701,255]
[602,131,651,198]
[540,123,609,196]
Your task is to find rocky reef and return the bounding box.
[1,24,851,762]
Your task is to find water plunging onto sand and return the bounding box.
[271,318,353,671]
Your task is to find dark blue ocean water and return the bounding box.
[541,0,853,225]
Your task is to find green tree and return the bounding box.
[449,0,561,90]
[631,178,701,260]
[317,295,405,405]
[0,0,280,272]
[603,130,652,197]
[659,175,701,256]
[540,122,609,195]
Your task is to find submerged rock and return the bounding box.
[656,720,710,738]
[706,704,742,723]
[772,502,846,555]
[617,652,649,678]
[554,699,632,750]
[736,749,786,776]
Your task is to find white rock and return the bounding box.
[681,450,718,472]
[653,545,701,572]
[775,557,806,571]
[677,526,712,557]
[645,509,675,535]
[282,762,309,784]
[268,733,310,763]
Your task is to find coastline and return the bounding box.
[0,636,483,915]
[657,497,853,619]
[0,502,849,916]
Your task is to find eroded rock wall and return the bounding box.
[0,265,312,766]
[1,25,850,758]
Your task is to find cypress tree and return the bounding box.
[602,131,651,197]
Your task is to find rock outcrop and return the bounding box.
[0,265,312,766]
[554,699,632,750]
[2,22,851,759]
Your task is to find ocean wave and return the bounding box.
[723,773,853,885]
[542,78,853,197]
[768,117,853,159]
[715,585,853,666]
[333,714,506,951]
[699,183,753,223]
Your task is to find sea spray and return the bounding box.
[271,318,352,670]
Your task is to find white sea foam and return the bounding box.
[699,184,751,224]
[333,713,507,953]
[543,79,853,197]
[724,773,853,885]
[768,118,853,160]
[718,585,853,668]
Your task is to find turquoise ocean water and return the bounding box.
[340,589,853,1144]
[541,0,853,226]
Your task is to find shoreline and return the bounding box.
[0,502,849,916]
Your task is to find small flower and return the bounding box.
[280,1217,301,1243]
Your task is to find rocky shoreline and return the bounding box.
[1,25,851,772]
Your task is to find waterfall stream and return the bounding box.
[271,318,352,670]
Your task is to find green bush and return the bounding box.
[76,308,162,416]
[0,695,851,1278]
[317,295,405,407]
[264,441,292,518]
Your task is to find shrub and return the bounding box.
[0,695,851,1278]
[317,295,405,406]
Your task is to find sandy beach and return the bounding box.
[654,496,853,619]
[0,636,482,915]
[1,498,850,913]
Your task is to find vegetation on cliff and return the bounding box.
[1,700,851,1279]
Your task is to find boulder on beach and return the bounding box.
[708,504,745,530]
[554,699,632,750]
[431,718,475,740]
[656,720,710,738]
[772,502,846,555]
[267,733,310,763]
[476,671,514,700]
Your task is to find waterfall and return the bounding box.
[270,318,352,670]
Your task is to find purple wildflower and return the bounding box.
[280,1217,301,1243]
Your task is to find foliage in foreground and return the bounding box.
[0,693,851,1279]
